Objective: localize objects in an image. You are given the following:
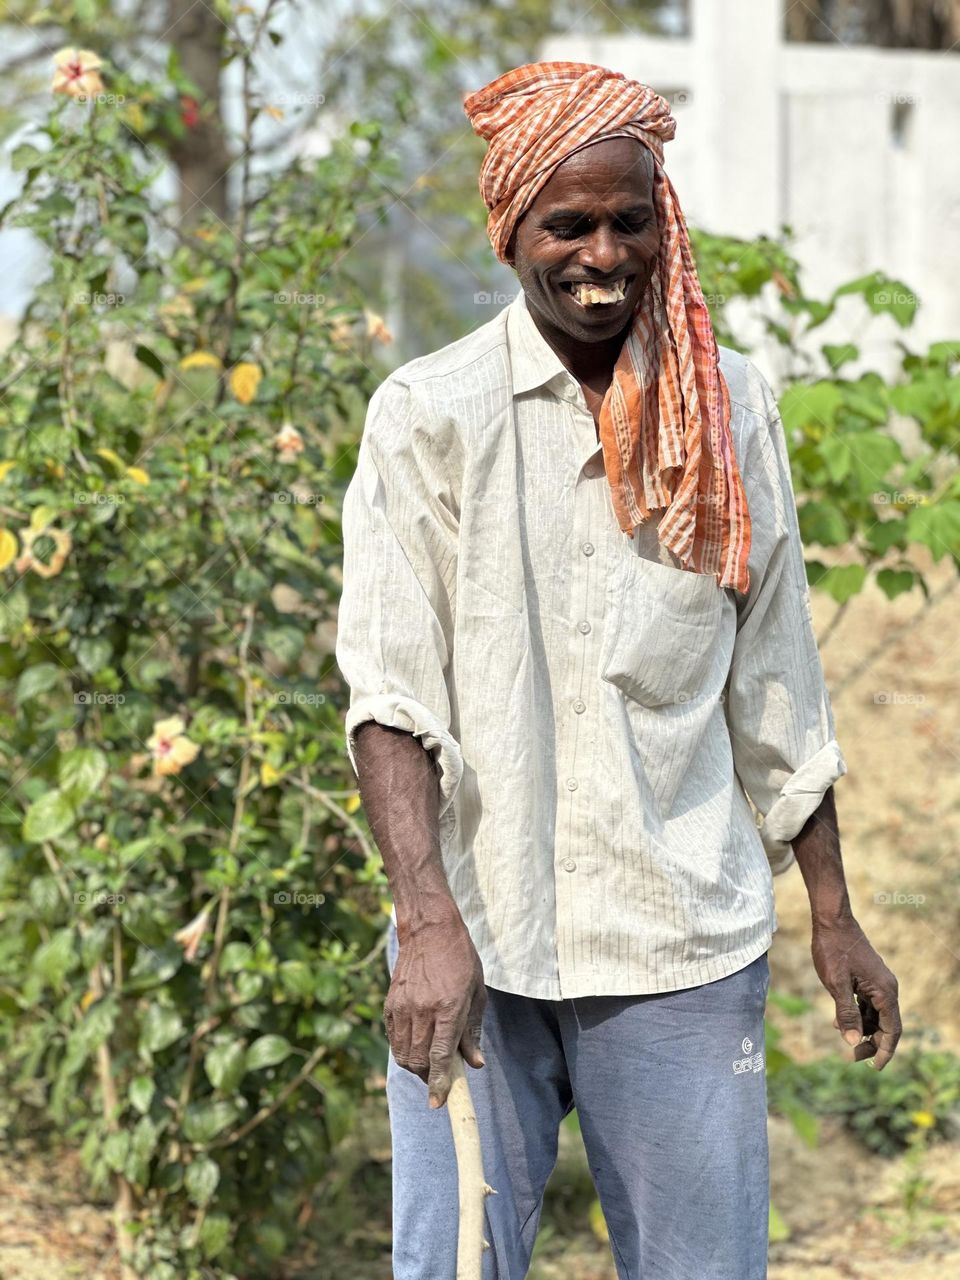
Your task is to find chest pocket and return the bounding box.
[600,553,725,707]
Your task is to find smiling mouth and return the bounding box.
[558,276,634,307]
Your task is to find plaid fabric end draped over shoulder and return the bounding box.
[462,61,752,593]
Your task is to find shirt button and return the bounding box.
[572,698,586,714]
[577,620,591,634]
[562,858,577,872]
[583,461,601,479]
[581,542,595,556]
[565,777,578,791]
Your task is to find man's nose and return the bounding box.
[579,224,630,276]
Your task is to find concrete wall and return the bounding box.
[540,0,960,384]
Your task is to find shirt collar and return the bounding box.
[506,289,574,397]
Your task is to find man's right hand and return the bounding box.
[384,911,487,1108]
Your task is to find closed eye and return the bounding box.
[548,216,652,240]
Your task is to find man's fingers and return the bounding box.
[427,1021,460,1108]
[401,1012,436,1082]
[458,987,486,1069]
[834,989,864,1046]
[385,1003,413,1069]
[870,998,902,1071]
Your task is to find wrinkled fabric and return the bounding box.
[334,292,847,1000]
[463,60,752,592]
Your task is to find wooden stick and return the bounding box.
[447,1050,497,1279]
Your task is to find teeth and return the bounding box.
[570,278,627,306]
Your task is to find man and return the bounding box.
[335,61,901,1280]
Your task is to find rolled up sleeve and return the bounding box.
[335,376,463,817]
[724,384,847,875]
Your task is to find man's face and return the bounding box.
[508,137,659,346]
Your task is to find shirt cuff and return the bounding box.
[345,695,463,818]
[759,738,848,875]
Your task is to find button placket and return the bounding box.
[555,439,605,996]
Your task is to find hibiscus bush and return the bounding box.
[0,53,397,1280]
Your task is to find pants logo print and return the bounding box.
[732,1034,765,1074]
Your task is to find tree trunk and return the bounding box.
[166,0,232,226]
[784,0,960,48]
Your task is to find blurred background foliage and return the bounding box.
[0,2,958,1278]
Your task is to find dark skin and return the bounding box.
[353,138,900,1109]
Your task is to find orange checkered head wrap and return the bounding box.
[463,61,752,593]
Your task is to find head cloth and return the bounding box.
[463,61,752,592]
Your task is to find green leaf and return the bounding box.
[16,662,63,705]
[204,1040,247,1092]
[840,388,888,426]
[906,501,960,562]
[278,960,315,1000]
[11,143,47,172]
[124,942,183,994]
[865,520,907,555]
[219,941,252,974]
[23,791,75,843]
[58,747,108,806]
[245,1034,293,1071]
[782,1101,820,1149]
[769,1202,791,1243]
[263,625,304,665]
[889,378,942,423]
[200,1213,232,1259]
[31,927,76,987]
[134,344,165,378]
[75,636,112,675]
[767,992,813,1017]
[797,502,848,547]
[103,1130,130,1172]
[129,1076,156,1115]
[821,343,858,370]
[811,563,867,604]
[139,1004,184,1054]
[779,382,843,433]
[185,1156,220,1206]
[818,431,902,494]
[875,569,916,600]
[126,1115,159,1185]
[183,1099,240,1144]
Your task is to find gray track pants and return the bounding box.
[386,921,771,1280]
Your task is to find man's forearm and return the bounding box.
[790,785,853,924]
[352,721,462,942]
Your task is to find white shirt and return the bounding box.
[335,290,846,999]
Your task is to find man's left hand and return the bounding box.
[811,914,901,1070]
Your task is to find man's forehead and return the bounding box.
[534,144,653,209]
